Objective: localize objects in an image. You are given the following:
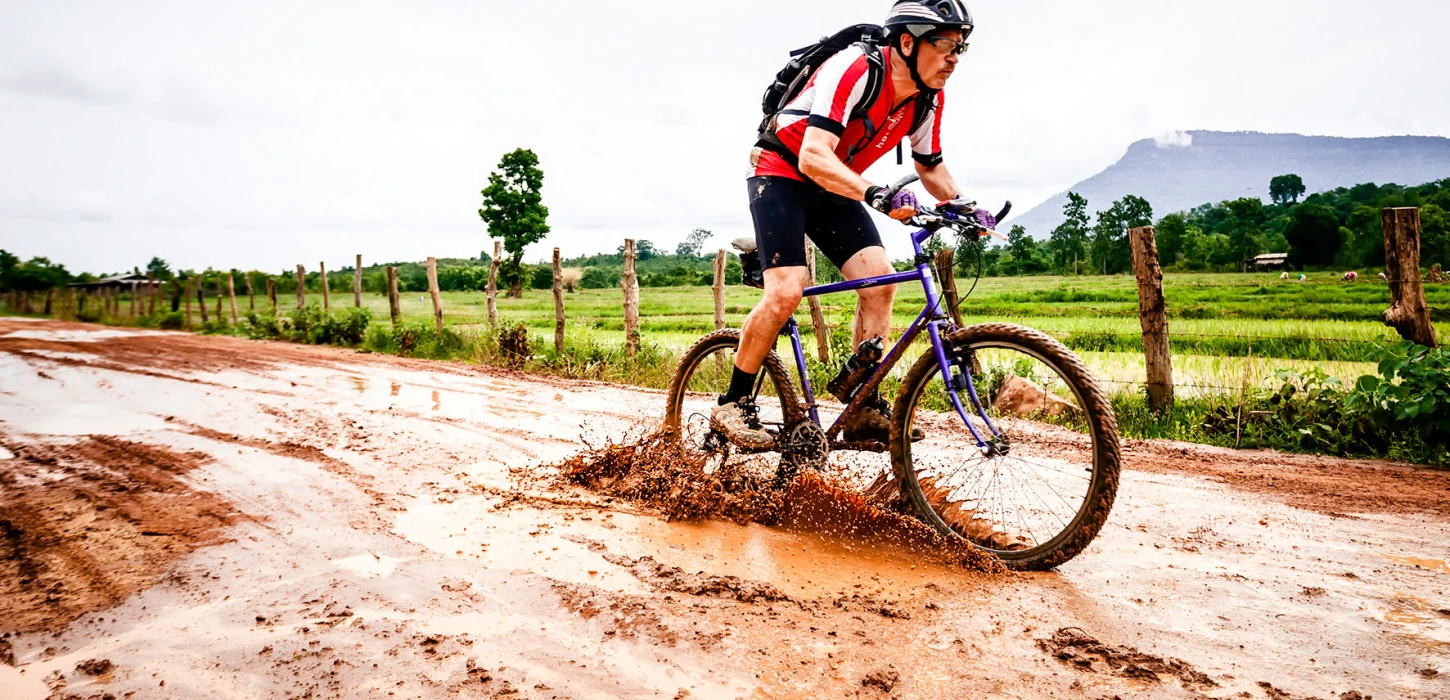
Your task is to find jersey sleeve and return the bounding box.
[806,45,872,137]
[910,91,945,167]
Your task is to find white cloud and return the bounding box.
[1153,131,1194,149]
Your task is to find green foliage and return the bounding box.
[1283,203,1343,267]
[1049,192,1091,273]
[675,229,714,259]
[0,254,71,292]
[1090,195,1153,275]
[146,257,173,280]
[364,322,468,359]
[1344,343,1450,464]
[479,148,550,293]
[1269,174,1307,205]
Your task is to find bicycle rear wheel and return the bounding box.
[890,323,1120,571]
[664,330,804,479]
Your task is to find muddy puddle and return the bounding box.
[1,319,1448,699]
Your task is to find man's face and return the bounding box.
[908,29,966,90]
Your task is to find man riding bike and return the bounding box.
[714,0,998,449]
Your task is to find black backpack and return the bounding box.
[756,24,937,167]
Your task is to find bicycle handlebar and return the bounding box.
[881,173,1010,240]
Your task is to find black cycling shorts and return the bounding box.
[747,176,883,272]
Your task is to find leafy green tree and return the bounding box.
[1049,192,1090,273]
[675,229,713,259]
[1005,225,1042,275]
[0,249,18,291]
[1283,203,1343,267]
[619,240,660,261]
[1091,195,1153,275]
[5,257,71,292]
[1155,213,1188,265]
[1225,197,1267,265]
[1421,204,1449,270]
[1270,174,1307,206]
[479,148,550,298]
[146,257,173,280]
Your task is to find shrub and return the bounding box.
[1344,343,1450,465]
[158,311,185,330]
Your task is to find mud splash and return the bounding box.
[1036,627,1218,690]
[555,431,1005,574]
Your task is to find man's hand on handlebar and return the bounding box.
[865,185,919,221]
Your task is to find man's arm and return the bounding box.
[798,127,872,201]
[916,160,962,204]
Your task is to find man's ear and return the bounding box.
[897,33,915,57]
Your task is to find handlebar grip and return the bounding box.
[995,201,1012,222]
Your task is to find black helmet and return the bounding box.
[884,0,975,40]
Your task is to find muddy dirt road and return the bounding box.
[0,317,1447,699]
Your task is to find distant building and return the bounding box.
[1247,253,1290,271]
[68,273,163,291]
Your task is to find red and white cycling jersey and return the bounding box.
[751,44,944,182]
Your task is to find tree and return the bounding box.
[4,257,71,292]
[1006,225,1040,275]
[675,229,713,259]
[0,249,18,291]
[146,257,173,280]
[1090,195,1153,275]
[1155,213,1188,265]
[1225,197,1267,266]
[479,148,550,298]
[619,240,660,261]
[1049,192,1090,273]
[1270,174,1307,206]
[1282,203,1342,268]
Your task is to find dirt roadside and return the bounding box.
[0,318,1446,699]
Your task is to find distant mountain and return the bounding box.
[1009,131,1450,236]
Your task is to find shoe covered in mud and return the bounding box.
[843,396,924,444]
[710,399,775,451]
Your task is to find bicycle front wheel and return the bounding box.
[890,323,1121,571]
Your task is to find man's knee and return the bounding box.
[760,268,807,317]
[858,283,895,310]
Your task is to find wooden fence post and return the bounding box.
[353,255,363,308]
[805,241,830,363]
[426,257,444,333]
[214,278,224,322]
[67,288,76,320]
[623,239,640,358]
[245,273,256,311]
[44,289,54,316]
[295,265,307,310]
[713,250,728,332]
[267,278,277,313]
[386,266,401,326]
[1382,207,1439,348]
[129,282,138,317]
[552,248,565,353]
[183,280,193,327]
[1129,226,1175,413]
[933,249,966,328]
[146,273,157,315]
[487,240,501,325]
[320,262,330,312]
[227,274,240,325]
[197,279,210,324]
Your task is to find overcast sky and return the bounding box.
[2,0,1447,274]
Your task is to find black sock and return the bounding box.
[721,367,759,405]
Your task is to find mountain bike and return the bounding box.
[664,175,1121,571]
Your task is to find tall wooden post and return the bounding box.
[426,257,444,333]
[295,265,307,310]
[266,279,277,313]
[245,273,256,311]
[623,239,640,358]
[713,250,728,332]
[1382,207,1439,348]
[214,278,224,321]
[1129,226,1174,412]
[66,288,76,320]
[320,262,330,311]
[227,274,240,325]
[933,249,966,328]
[552,248,565,353]
[44,289,54,316]
[353,255,363,308]
[487,241,501,326]
[184,279,193,328]
[196,279,210,324]
[129,282,138,317]
[805,241,830,363]
[386,266,402,326]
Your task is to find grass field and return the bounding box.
[337,271,1440,398]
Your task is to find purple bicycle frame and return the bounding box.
[782,226,1004,448]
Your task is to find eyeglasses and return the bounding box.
[922,36,970,56]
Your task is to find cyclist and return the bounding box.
[714,0,998,448]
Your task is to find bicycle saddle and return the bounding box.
[732,237,758,254]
